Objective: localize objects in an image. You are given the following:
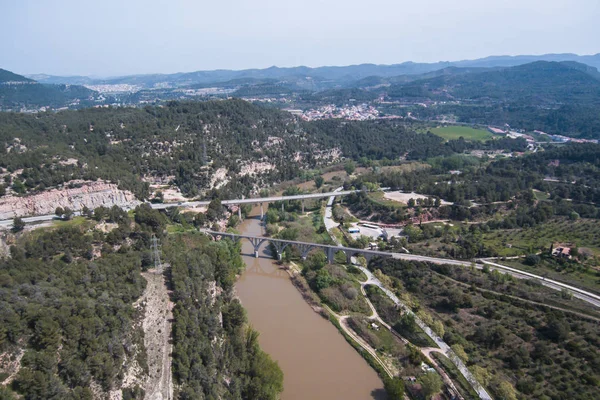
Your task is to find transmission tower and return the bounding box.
[151,234,163,273]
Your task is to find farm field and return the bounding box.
[429,126,494,141]
[480,218,600,257]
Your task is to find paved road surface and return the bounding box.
[152,190,359,209]
[322,192,600,309]
[0,190,358,228]
[358,265,492,400]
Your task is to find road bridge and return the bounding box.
[0,190,360,229]
[203,230,393,264]
[153,190,359,219]
[205,230,600,308]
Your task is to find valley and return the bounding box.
[2,54,600,400]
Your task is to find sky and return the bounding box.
[1,0,599,77]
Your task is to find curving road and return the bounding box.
[323,190,600,309]
[357,265,493,400]
[324,189,490,399]
[0,190,358,228]
[152,190,359,209]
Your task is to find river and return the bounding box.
[236,208,386,400]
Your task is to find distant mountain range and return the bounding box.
[3,53,600,128]
[1,68,99,109]
[386,61,600,105]
[24,53,600,89]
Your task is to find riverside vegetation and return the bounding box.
[0,204,283,399]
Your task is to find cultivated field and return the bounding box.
[430,126,494,141]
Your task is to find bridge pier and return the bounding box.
[238,206,242,220]
[281,202,285,212]
[260,203,264,219]
[298,243,315,260]
[362,252,375,264]
[345,250,352,264]
[248,237,266,258]
[327,247,335,264]
[271,241,289,261]
[301,199,305,213]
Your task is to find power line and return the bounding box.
[151,234,162,273]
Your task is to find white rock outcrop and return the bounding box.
[0,181,140,219]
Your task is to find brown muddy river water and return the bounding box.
[236,208,386,400]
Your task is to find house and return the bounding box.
[552,244,572,259]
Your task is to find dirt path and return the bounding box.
[322,304,395,379]
[361,288,464,399]
[139,269,174,400]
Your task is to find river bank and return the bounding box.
[235,208,386,400]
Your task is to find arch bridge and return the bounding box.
[203,230,392,264]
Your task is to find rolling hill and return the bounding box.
[0,68,99,109]
[26,53,600,89]
[387,61,600,105]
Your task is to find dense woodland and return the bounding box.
[0,69,99,110]
[0,204,283,399]
[0,210,150,399]
[349,143,600,215]
[387,62,600,106]
[165,233,283,400]
[0,99,527,200]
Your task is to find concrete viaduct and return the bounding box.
[152,190,359,219]
[203,230,392,264]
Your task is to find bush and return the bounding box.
[524,254,541,266]
[12,217,25,233]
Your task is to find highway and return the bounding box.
[322,191,600,309]
[0,213,77,228]
[151,190,359,209]
[3,187,599,309]
[0,190,359,229]
[478,259,600,308]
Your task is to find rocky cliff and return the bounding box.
[0,180,140,219]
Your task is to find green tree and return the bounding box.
[11,180,26,194]
[306,252,327,270]
[0,386,17,400]
[63,207,74,221]
[315,269,333,291]
[207,198,223,221]
[470,365,491,387]
[55,207,64,218]
[432,320,445,338]
[344,160,356,175]
[314,175,324,189]
[384,377,405,399]
[81,205,93,218]
[153,190,164,203]
[451,343,468,362]
[227,214,240,228]
[495,380,518,400]
[524,254,541,266]
[12,216,25,233]
[193,212,207,227]
[245,349,284,400]
[419,372,443,399]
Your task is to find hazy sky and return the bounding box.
[2,0,599,77]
